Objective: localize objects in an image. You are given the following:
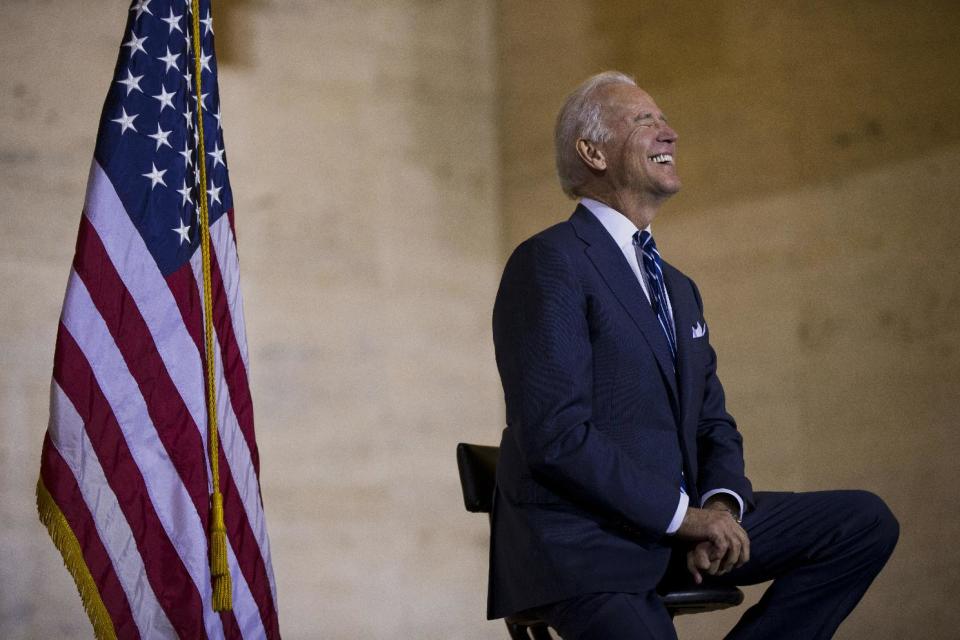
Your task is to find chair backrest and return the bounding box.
[456,443,499,513]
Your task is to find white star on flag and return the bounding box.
[130,0,153,20]
[201,10,214,35]
[177,179,193,206]
[148,124,173,150]
[116,69,144,95]
[142,163,167,189]
[207,181,222,206]
[153,84,176,112]
[158,47,180,74]
[161,7,183,34]
[111,107,138,134]
[212,106,222,129]
[123,32,149,57]
[179,141,193,166]
[172,218,191,245]
[207,142,226,168]
[200,52,212,73]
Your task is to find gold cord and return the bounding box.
[190,0,231,611]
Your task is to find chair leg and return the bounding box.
[505,620,554,639]
[505,620,531,640]
[528,622,553,640]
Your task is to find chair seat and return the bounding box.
[660,584,744,615]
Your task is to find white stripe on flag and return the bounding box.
[211,216,250,371]
[60,270,225,640]
[48,381,178,639]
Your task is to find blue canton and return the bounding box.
[94,0,231,276]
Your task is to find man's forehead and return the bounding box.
[595,83,660,114]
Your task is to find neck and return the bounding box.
[584,188,666,230]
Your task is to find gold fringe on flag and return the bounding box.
[36,476,118,640]
[190,0,231,611]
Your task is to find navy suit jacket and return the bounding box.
[487,205,754,619]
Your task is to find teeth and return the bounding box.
[650,154,674,164]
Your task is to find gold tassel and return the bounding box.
[213,573,233,611]
[210,491,232,610]
[210,491,229,574]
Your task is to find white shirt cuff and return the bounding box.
[700,488,744,519]
[665,490,689,534]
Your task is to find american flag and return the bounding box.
[37,1,280,638]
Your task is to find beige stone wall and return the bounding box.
[2,1,958,638]
[0,1,504,638]
[498,2,960,639]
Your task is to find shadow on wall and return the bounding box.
[584,1,960,214]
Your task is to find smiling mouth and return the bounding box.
[649,153,674,164]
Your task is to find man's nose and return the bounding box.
[658,123,678,143]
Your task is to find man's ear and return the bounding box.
[576,138,607,171]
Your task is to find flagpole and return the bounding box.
[190,0,232,612]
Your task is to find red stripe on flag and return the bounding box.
[226,208,238,245]
[168,263,279,636]
[215,602,241,640]
[219,447,281,638]
[166,260,206,360]
[40,434,141,640]
[73,216,210,519]
[52,325,207,639]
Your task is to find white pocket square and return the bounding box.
[691,321,706,339]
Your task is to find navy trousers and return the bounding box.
[537,490,899,640]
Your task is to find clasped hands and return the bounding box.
[675,497,750,584]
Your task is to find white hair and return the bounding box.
[554,71,637,198]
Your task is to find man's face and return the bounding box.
[594,84,681,199]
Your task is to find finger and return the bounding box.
[709,532,729,561]
[694,545,713,571]
[732,524,750,567]
[687,552,703,584]
[708,556,721,575]
[720,536,741,574]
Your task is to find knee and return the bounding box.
[845,490,899,552]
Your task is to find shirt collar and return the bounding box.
[580,197,652,249]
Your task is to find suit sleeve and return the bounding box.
[493,237,681,541]
[688,278,755,511]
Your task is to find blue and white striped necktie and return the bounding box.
[633,230,677,364]
[634,230,686,495]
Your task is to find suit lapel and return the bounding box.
[663,263,702,493]
[570,206,679,406]
[665,266,693,406]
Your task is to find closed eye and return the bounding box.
[634,112,670,128]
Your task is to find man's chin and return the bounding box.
[658,180,682,196]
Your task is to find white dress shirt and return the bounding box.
[581,198,744,534]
